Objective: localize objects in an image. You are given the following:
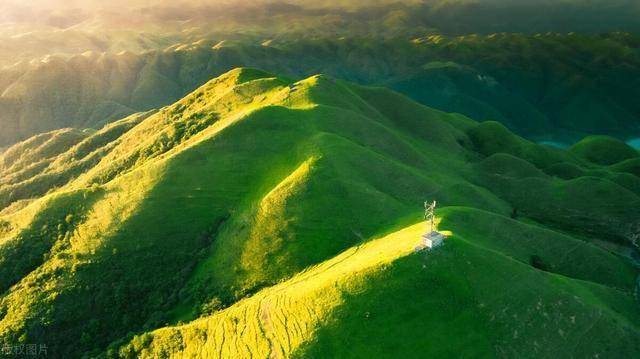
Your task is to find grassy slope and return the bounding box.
[120,223,430,358]
[0,68,638,357]
[0,112,153,211]
[0,68,470,356]
[120,208,640,358]
[297,215,640,358]
[569,135,640,166]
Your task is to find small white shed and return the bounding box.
[415,231,446,252]
[422,231,445,249]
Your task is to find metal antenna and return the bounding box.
[424,200,437,232]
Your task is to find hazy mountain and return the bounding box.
[1,32,639,147]
[1,0,639,67]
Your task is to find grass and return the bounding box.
[118,208,640,358]
[0,68,638,357]
[118,223,430,358]
[570,135,640,166]
[296,209,640,358]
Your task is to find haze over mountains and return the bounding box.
[3,0,640,34]
[1,0,640,150]
[2,0,640,147]
[1,0,640,63]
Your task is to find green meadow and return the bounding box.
[0,68,638,357]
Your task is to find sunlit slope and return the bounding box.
[0,68,479,356]
[119,223,427,358]
[119,208,640,358]
[296,209,640,358]
[0,68,638,357]
[0,112,152,211]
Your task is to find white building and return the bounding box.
[423,231,445,249]
[415,231,446,252]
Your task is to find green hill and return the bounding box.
[569,135,639,166]
[0,68,638,357]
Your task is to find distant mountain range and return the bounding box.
[2,32,640,148]
[1,0,640,66]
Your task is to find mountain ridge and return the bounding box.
[0,68,638,357]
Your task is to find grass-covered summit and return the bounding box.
[0,68,638,357]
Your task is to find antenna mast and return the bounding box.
[424,200,437,233]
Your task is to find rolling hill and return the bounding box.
[0,68,638,357]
